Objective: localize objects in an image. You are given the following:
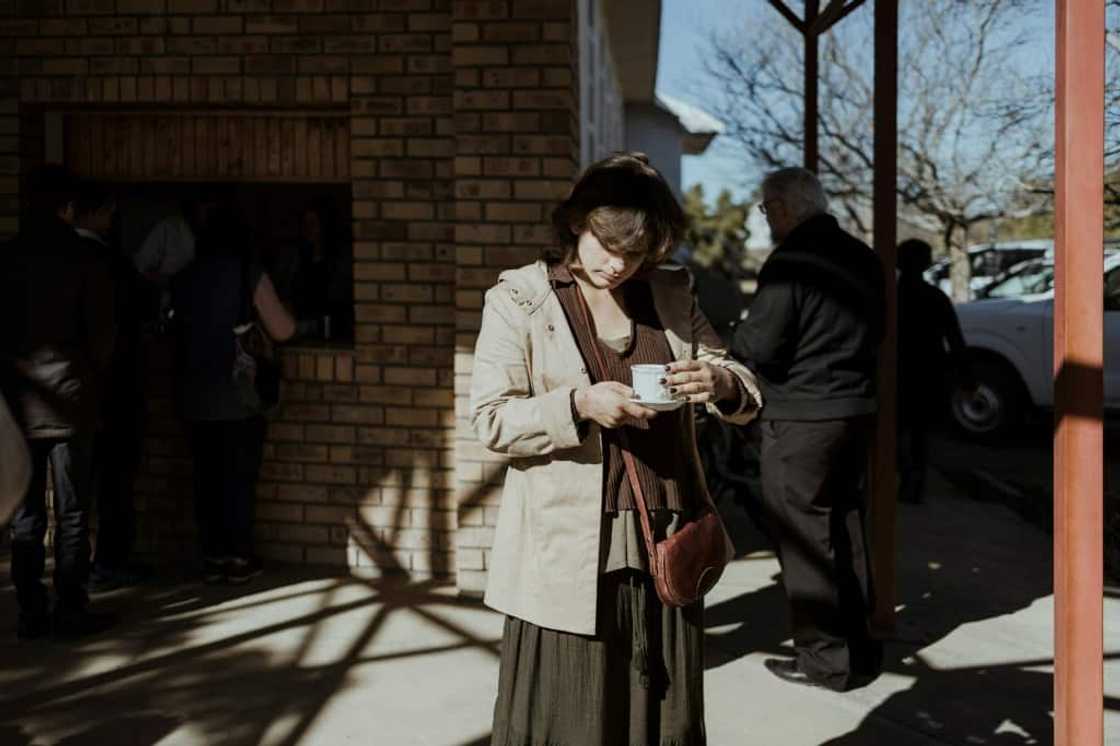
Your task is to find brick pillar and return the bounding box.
[452,0,579,594]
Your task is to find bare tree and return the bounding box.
[705,0,1051,300]
[1106,1,1120,227]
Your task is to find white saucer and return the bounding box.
[629,396,686,412]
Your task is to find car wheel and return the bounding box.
[950,358,1025,438]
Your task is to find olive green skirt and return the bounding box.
[490,570,706,746]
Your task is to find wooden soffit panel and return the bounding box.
[64,111,350,183]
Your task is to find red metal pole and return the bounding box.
[869,0,897,635]
[804,0,820,172]
[1054,2,1105,744]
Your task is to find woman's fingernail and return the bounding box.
[669,387,678,393]
[659,378,666,384]
[664,365,671,371]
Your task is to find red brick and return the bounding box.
[379,34,433,53]
[299,15,351,33]
[217,36,269,54]
[167,36,219,54]
[352,14,408,32]
[246,15,299,34]
[351,55,404,74]
[454,90,508,110]
[40,19,87,35]
[271,36,322,53]
[226,0,272,10]
[481,21,539,42]
[511,0,568,19]
[331,405,385,425]
[245,55,294,75]
[192,57,240,75]
[485,202,541,222]
[481,111,539,132]
[276,483,330,502]
[273,0,324,11]
[66,0,114,12]
[511,44,568,65]
[298,55,349,74]
[192,15,243,34]
[117,37,166,55]
[322,34,374,52]
[455,1,509,19]
[513,89,570,109]
[455,179,511,199]
[168,0,218,12]
[451,45,508,67]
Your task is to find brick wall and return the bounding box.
[0,0,580,590]
[451,0,579,594]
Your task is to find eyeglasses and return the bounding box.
[759,199,780,216]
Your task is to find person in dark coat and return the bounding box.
[731,166,885,692]
[0,164,116,639]
[896,238,970,504]
[172,207,295,585]
[74,182,151,589]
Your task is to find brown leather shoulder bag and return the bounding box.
[574,286,735,607]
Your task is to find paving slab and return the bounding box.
[1,473,1118,745]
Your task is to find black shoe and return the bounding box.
[202,557,228,585]
[52,607,117,639]
[226,556,263,585]
[16,611,50,641]
[763,658,828,690]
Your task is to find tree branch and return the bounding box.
[767,0,806,34]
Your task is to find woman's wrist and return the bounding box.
[713,366,737,402]
[572,387,588,422]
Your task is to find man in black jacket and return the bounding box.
[0,165,116,639]
[731,167,885,692]
[75,183,151,590]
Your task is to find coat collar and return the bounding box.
[497,260,694,360]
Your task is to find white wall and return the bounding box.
[578,0,625,167]
[624,103,685,196]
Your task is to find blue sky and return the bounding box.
[657,0,1057,208]
[657,0,755,204]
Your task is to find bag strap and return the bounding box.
[571,283,660,567]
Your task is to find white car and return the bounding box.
[924,240,1052,301]
[951,252,1120,436]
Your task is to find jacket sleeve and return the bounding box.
[692,294,762,425]
[470,285,588,458]
[731,278,797,374]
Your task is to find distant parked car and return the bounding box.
[924,240,1052,301]
[951,251,1120,436]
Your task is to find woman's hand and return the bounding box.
[663,360,737,404]
[574,382,656,429]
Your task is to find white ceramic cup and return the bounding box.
[631,364,672,402]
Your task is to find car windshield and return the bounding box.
[981,261,1054,299]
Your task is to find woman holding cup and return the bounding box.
[470,152,761,745]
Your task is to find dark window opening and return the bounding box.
[115,181,354,346]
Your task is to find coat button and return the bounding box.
[579,367,587,374]
[511,288,519,294]
[547,323,555,331]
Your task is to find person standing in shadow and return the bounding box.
[172,206,295,585]
[731,167,885,692]
[74,182,152,590]
[896,238,971,505]
[272,203,354,342]
[0,165,116,639]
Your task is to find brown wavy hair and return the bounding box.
[545,152,687,268]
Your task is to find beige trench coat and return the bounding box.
[470,261,761,635]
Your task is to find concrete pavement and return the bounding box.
[1,472,1118,745]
